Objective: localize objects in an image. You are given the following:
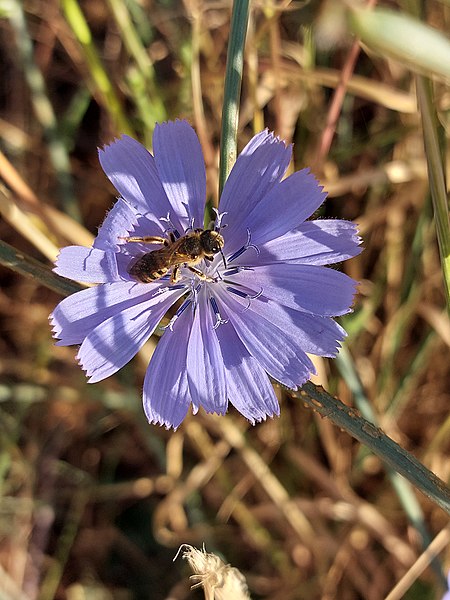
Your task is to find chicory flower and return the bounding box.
[50,120,361,428]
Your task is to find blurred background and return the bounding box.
[0,0,449,598]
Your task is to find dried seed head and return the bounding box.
[175,544,250,600]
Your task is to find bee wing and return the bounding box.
[169,250,196,265]
[165,239,195,265]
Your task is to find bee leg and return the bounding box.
[187,266,216,282]
[119,235,169,246]
[171,265,181,283]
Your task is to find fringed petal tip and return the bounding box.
[339,219,364,249]
[155,117,192,127]
[49,310,65,342]
[49,322,63,343]
[146,395,218,430]
[241,398,282,425]
[75,351,90,380]
[78,366,104,385]
[146,409,189,431]
[147,416,175,431]
[48,312,67,345]
[202,405,229,417]
[316,341,343,359]
[355,238,364,254]
[147,401,281,429]
[98,134,133,154]
[267,129,291,150]
[52,249,63,271]
[253,127,290,148]
[147,405,220,431]
[247,406,281,426]
[75,348,103,384]
[348,278,362,309]
[48,311,56,330]
[298,169,328,205]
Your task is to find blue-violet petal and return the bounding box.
[153,120,206,231]
[143,308,193,429]
[216,321,280,423]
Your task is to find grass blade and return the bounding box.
[416,76,450,312]
[219,0,250,195]
[7,0,80,221]
[0,240,83,296]
[61,0,134,136]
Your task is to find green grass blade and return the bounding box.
[60,87,92,151]
[0,240,83,296]
[61,0,134,136]
[219,0,250,195]
[416,76,450,312]
[7,0,80,221]
[105,0,166,127]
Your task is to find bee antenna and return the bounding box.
[220,248,227,269]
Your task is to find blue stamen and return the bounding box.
[223,266,254,277]
[226,286,248,298]
[185,216,196,233]
[212,208,228,231]
[175,299,192,318]
[160,212,181,238]
[209,296,228,329]
[227,228,259,263]
[223,267,241,277]
[163,298,192,331]
[226,285,263,311]
[249,287,263,300]
[227,246,247,262]
[209,296,220,313]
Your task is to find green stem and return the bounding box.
[336,347,445,586]
[294,382,450,516]
[218,0,250,195]
[0,240,83,296]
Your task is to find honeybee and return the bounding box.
[122,229,225,284]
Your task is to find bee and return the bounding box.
[122,229,225,284]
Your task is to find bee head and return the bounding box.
[200,229,224,255]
